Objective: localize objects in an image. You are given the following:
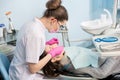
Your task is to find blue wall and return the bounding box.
[0,0,47,30]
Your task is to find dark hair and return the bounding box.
[43,0,68,21]
[39,51,63,78]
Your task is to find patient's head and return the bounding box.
[39,38,65,77]
[40,47,65,77]
[45,45,64,62]
[39,51,63,77]
[51,51,65,63]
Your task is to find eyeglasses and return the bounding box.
[57,22,68,31]
[58,21,66,27]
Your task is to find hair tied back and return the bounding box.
[46,0,62,10]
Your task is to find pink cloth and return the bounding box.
[46,38,59,45]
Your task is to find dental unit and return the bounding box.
[80,0,120,57]
[80,8,113,35]
[93,0,120,56]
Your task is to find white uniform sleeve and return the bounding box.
[25,34,44,63]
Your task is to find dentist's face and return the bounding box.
[48,18,67,33]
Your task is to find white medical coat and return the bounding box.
[9,18,46,80]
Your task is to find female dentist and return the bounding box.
[9,0,68,80]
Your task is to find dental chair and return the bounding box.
[59,70,97,80]
[99,73,120,80]
[59,69,120,80]
[38,69,97,80]
[0,53,10,80]
[38,66,120,80]
[60,71,120,80]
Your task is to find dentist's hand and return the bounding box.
[48,46,64,58]
[46,38,59,45]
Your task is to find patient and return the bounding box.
[40,38,120,79]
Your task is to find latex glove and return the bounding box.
[48,46,64,58]
[46,38,59,45]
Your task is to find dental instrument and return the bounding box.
[57,25,71,47]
